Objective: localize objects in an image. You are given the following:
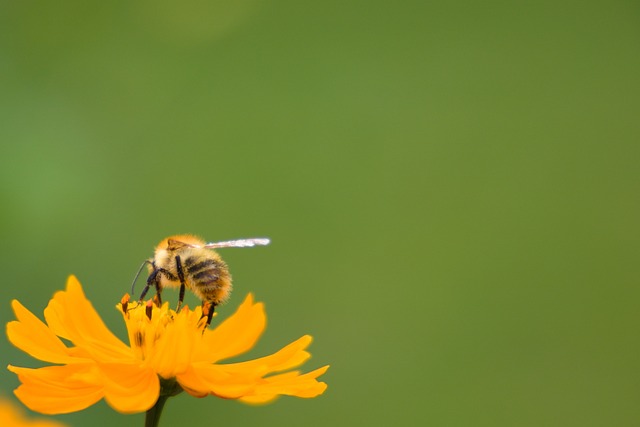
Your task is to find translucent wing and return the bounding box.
[203,238,271,249]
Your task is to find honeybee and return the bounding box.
[132,234,270,326]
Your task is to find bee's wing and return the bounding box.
[203,238,271,249]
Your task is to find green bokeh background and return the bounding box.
[1,1,639,426]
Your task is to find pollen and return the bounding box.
[120,294,130,313]
[145,300,153,320]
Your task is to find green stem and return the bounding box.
[144,378,183,427]
[145,394,169,427]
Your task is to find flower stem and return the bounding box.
[145,378,183,427]
[144,395,168,427]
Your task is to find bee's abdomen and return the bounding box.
[184,256,231,303]
[192,268,220,284]
[184,258,217,273]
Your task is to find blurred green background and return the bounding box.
[1,1,639,426]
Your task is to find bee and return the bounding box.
[132,234,270,326]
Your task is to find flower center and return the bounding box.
[119,296,173,361]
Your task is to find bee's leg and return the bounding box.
[138,283,150,300]
[139,269,159,301]
[203,301,217,328]
[141,265,175,305]
[175,255,187,312]
[154,281,162,305]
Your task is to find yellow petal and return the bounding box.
[239,365,329,404]
[229,335,313,374]
[199,294,266,362]
[8,365,103,415]
[43,276,132,362]
[177,363,257,398]
[100,363,160,413]
[6,300,80,365]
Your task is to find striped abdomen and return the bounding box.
[183,255,231,304]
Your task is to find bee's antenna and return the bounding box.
[131,260,151,296]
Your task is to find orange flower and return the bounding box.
[6,276,328,415]
[0,397,66,427]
